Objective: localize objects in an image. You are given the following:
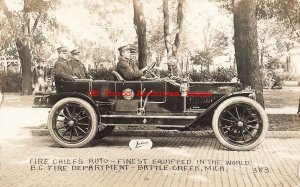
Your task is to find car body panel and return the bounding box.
[34,78,255,129]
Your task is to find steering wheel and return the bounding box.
[144,61,156,75]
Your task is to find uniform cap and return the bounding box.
[118,45,133,52]
[71,49,80,55]
[130,46,138,54]
[57,47,68,53]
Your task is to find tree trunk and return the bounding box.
[207,59,211,72]
[133,0,148,69]
[1,0,33,95]
[163,0,171,56]
[163,0,185,57]
[286,55,290,72]
[16,39,32,95]
[234,0,264,107]
[173,0,185,56]
[260,51,263,66]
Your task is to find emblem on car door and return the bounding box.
[122,88,134,100]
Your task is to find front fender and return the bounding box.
[188,91,255,128]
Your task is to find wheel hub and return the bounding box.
[68,120,75,127]
[237,121,244,127]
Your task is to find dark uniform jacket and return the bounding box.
[54,58,75,91]
[71,60,90,79]
[116,56,143,80]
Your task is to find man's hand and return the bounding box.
[141,66,148,74]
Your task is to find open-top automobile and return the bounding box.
[34,61,268,150]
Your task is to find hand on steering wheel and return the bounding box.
[143,61,156,75]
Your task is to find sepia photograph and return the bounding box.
[0,0,300,186]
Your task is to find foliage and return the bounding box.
[88,47,115,69]
[189,69,211,82]
[265,57,281,70]
[211,67,235,82]
[89,68,114,80]
[0,0,61,95]
[280,73,298,81]
[190,50,212,71]
[257,0,300,38]
[272,72,284,83]
[189,67,235,82]
[0,72,22,92]
[152,69,169,78]
[0,66,236,93]
[1,0,299,92]
[83,0,136,48]
[88,66,235,82]
[0,0,60,58]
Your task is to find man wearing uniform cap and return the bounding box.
[129,45,138,62]
[54,47,77,91]
[116,45,148,81]
[70,49,91,79]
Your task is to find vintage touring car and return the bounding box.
[34,62,268,150]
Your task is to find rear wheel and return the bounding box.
[48,97,98,148]
[212,96,268,151]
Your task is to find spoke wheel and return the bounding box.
[48,98,97,148]
[212,97,268,151]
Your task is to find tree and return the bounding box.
[0,0,58,95]
[133,0,148,69]
[200,21,226,71]
[190,50,212,72]
[163,0,185,57]
[84,0,137,65]
[233,0,264,106]
[257,0,300,38]
[256,0,300,74]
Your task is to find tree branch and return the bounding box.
[284,0,300,37]
[0,0,14,28]
[30,13,41,36]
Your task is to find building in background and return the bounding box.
[0,56,21,73]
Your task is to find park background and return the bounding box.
[0,2,300,186]
[0,0,299,95]
[0,0,299,133]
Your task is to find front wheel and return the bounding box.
[48,97,98,148]
[212,97,268,151]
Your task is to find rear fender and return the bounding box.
[35,92,100,117]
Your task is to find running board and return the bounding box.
[102,124,186,128]
[100,115,195,127]
[101,115,197,120]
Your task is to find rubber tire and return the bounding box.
[95,126,115,139]
[212,96,269,151]
[48,97,98,148]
